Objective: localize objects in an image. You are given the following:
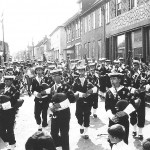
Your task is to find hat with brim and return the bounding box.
[106,59,111,62]
[77,66,86,72]
[35,65,44,72]
[0,69,3,72]
[133,60,140,65]
[108,72,123,78]
[119,57,124,60]
[4,75,15,80]
[50,69,62,76]
[99,58,106,62]
[113,60,120,64]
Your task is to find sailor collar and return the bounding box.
[109,85,124,94]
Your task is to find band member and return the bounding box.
[130,60,146,140]
[97,58,107,97]
[73,66,94,139]
[50,69,63,95]
[0,76,20,150]
[31,65,50,131]
[25,63,35,94]
[105,72,136,145]
[87,69,99,118]
[41,70,71,150]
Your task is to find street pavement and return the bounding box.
[1,94,150,150]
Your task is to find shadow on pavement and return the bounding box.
[75,137,108,150]
[90,116,106,129]
[145,119,150,126]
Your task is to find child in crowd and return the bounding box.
[25,131,56,150]
[142,138,150,150]
[108,124,131,150]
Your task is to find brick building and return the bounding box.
[63,12,81,60]
[80,0,110,61]
[50,0,150,63]
[106,0,150,63]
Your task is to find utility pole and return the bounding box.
[1,13,6,62]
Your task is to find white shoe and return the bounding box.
[6,144,11,150]
[38,124,42,131]
[10,144,16,150]
[42,126,48,131]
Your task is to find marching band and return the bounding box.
[0,57,150,150]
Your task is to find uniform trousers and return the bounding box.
[75,97,92,127]
[0,109,16,145]
[34,97,49,127]
[130,92,145,128]
[92,93,98,109]
[51,108,70,150]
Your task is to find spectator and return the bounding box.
[142,138,150,150]
[108,124,131,150]
[25,131,56,150]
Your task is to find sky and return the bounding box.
[0,0,79,56]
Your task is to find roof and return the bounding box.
[35,36,49,47]
[63,12,81,27]
[49,26,64,37]
[80,0,106,17]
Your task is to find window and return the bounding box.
[98,8,102,26]
[68,27,71,42]
[87,42,90,58]
[106,2,110,24]
[116,0,121,16]
[93,11,96,29]
[79,44,81,59]
[88,14,91,31]
[76,22,78,39]
[92,41,95,58]
[72,23,74,40]
[81,19,83,35]
[76,45,79,59]
[67,28,69,42]
[130,0,137,10]
[69,27,71,42]
[117,34,125,58]
[98,40,102,59]
[78,20,81,37]
[85,17,88,33]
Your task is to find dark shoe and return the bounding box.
[83,135,89,139]
[138,135,143,140]
[80,129,84,134]
[38,128,42,131]
[132,131,137,137]
[93,114,97,118]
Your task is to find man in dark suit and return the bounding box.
[0,76,20,150]
[73,66,94,139]
[31,65,51,131]
[105,72,137,145]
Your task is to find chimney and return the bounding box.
[77,0,82,12]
